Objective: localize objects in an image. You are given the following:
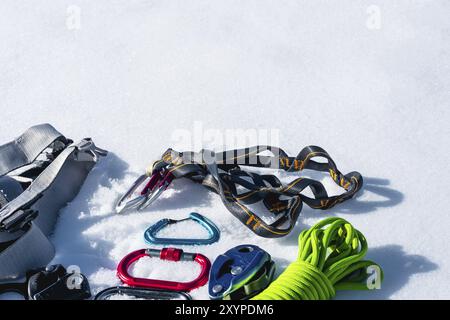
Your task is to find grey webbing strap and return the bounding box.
[0,193,7,209]
[0,124,65,176]
[0,223,54,280]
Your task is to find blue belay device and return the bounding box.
[208,244,276,300]
[144,212,220,246]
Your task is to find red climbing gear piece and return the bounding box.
[117,248,211,292]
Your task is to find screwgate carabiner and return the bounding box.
[94,286,192,300]
[117,248,211,292]
[144,212,220,246]
[116,169,174,214]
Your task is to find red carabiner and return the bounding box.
[117,248,211,292]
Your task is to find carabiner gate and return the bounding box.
[139,170,174,210]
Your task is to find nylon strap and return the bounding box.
[0,223,54,280]
[152,146,362,238]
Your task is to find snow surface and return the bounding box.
[1,0,449,300]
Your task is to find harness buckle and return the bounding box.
[74,138,108,162]
[117,248,211,292]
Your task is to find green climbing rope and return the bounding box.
[252,217,383,300]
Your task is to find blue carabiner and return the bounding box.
[144,212,220,246]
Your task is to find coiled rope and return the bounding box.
[252,217,383,300]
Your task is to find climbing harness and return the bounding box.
[116,167,173,213]
[0,264,91,300]
[144,212,220,246]
[117,248,211,292]
[0,176,24,205]
[0,124,106,280]
[94,286,192,300]
[209,245,276,300]
[120,146,362,238]
[252,217,384,300]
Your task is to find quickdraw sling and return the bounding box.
[125,146,362,238]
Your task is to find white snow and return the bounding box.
[1,0,449,300]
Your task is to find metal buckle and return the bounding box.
[209,245,276,300]
[115,168,174,214]
[94,286,192,300]
[117,248,211,292]
[144,212,220,246]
